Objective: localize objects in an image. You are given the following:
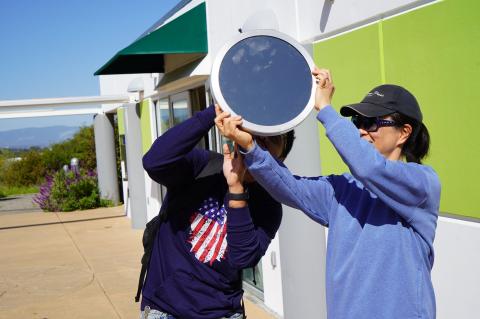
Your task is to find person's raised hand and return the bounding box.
[214,104,254,151]
[312,67,335,111]
[214,104,231,135]
[222,143,246,190]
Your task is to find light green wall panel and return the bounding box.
[139,99,153,155]
[117,108,125,135]
[382,0,480,218]
[313,23,383,176]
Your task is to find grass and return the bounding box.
[0,185,39,197]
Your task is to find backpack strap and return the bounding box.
[135,213,162,302]
[135,264,148,302]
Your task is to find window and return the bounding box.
[156,98,171,135]
[243,262,264,296]
[171,92,191,125]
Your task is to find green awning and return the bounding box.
[94,2,207,75]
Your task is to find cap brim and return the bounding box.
[340,103,394,118]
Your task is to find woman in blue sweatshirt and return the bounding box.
[216,68,441,319]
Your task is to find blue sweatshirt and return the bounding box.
[141,105,282,319]
[242,106,441,319]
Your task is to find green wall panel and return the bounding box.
[139,99,153,155]
[382,0,480,218]
[313,23,383,176]
[313,0,479,218]
[117,108,125,135]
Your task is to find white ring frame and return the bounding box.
[210,30,316,136]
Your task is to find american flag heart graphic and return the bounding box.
[188,197,228,265]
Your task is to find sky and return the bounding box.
[0,0,181,132]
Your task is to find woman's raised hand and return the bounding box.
[312,67,335,111]
[214,104,254,151]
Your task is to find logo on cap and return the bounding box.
[367,91,384,98]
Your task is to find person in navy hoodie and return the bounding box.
[217,68,441,319]
[140,104,295,319]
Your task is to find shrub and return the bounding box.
[1,126,97,190]
[33,169,112,212]
[2,151,46,187]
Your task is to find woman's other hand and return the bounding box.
[312,67,335,111]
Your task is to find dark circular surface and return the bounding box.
[219,35,312,126]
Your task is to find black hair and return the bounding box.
[256,130,296,160]
[280,130,296,159]
[390,113,430,164]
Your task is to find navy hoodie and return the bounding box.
[141,105,282,319]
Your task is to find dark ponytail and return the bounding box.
[391,113,430,164]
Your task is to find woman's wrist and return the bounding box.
[237,137,254,151]
[315,99,331,111]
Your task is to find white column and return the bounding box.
[94,113,120,205]
[123,103,148,229]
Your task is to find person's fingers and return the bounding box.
[312,67,321,76]
[314,69,329,84]
[317,78,327,89]
[225,119,243,133]
[223,143,232,160]
[215,104,222,116]
[214,111,231,128]
[325,69,332,83]
[217,111,231,120]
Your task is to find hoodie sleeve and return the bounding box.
[225,185,282,269]
[242,145,336,226]
[142,105,215,188]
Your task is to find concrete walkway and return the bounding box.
[0,194,40,212]
[0,206,277,319]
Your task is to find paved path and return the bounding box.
[0,194,41,213]
[0,206,277,319]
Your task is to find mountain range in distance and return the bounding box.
[0,126,82,149]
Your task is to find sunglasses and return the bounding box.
[351,115,398,132]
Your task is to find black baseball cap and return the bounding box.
[340,84,423,122]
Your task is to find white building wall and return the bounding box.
[432,217,480,319]
[296,0,436,42]
[261,235,284,316]
[206,0,298,62]
[99,73,157,111]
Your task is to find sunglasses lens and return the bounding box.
[364,118,377,132]
[351,116,377,132]
[351,116,361,129]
